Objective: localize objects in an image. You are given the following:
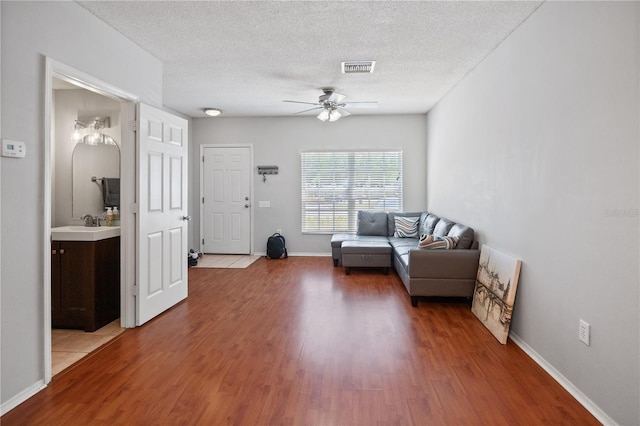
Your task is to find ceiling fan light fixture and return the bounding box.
[317,109,330,122]
[204,108,222,117]
[341,61,376,74]
[328,110,341,122]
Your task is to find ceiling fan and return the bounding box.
[283,88,377,122]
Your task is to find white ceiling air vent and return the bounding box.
[341,61,376,74]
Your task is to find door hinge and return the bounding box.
[202,238,205,245]
[202,156,205,163]
[130,284,138,296]
[130,120,138,132]
[202,197,204,204]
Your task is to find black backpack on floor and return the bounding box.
[266,233,288,259]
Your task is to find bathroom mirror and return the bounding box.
[72,142,120,219]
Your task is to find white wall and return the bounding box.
[1,1,162,410]
[426,2,639,424]
[191,115,427,254]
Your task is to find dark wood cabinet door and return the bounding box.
[51,237,120,331]
[59,241,95,325]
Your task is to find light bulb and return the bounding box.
[72,128,82,142]
[204,108,222,117]
[328,109,342,122]
[317,109,330,122]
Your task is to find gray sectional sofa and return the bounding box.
[331,211,481,307]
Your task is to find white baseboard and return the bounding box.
[0,380,47,415]
[509,332,617,426]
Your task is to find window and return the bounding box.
[301,150,403,233]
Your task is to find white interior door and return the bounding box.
[202,146,251,254]
[137,103,189,325]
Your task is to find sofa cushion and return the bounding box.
[331,234,389,248]
[433,218,455,237]
[341,240,392,254]
[396,252,410,271]
[447,224,475,250]
[331,233,356,248]
[418,234,459,250]
[357,211,388,236]
[389,237,419,250]
[392,244,413,257]
[393,216,420,238]
[388,212,423,236]
[422,213,440,235]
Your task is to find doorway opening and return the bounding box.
[44,58,138,383]
[50,77,124,376]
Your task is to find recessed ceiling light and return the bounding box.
[204,108,222,117]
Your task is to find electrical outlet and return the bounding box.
[579,319,590,346]
[277,228,282,234]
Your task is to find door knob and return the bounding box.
[182,215,191,221]
[245,196,249,201]
[244,204,250,208]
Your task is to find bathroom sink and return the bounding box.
[51,225,121,241]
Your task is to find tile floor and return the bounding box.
[52,319,125,376]
[192,254,261,269]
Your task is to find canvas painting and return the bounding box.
[471,245,522,344]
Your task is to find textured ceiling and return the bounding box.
[77,1,542,119]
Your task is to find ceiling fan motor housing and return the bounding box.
[319,89,345,105]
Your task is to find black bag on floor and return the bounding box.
[266,233,288,259]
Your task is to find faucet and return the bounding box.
[81,214,99,227]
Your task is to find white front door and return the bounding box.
[136,103,189,325]
[202,146,251,254]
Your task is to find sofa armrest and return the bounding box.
[408,249,480,279]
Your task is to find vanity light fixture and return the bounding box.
[73,116,116,146]
[204,108,222,117]
[72,120,86,143]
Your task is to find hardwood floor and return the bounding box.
[2,257,598,425]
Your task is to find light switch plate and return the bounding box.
[2,139,26,158]
[579,319,590,346]
[258,201,271,208]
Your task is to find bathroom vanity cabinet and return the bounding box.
[51,236,120,332]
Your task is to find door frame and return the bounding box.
[43,58,139,383]
[199,144,254,255]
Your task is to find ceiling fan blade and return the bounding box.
[283,100,321,106]
[342,101,378,109]
[336,107,351,117]
[328,92,346,104]
[295,106,323,115]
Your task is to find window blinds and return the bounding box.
[301,150,403,233]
